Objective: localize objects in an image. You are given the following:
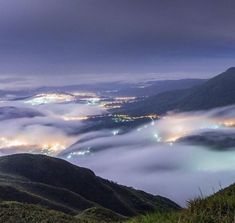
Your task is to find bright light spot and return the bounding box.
[112,130,119,136]
[25,93,75,105]
[62,116,89,121]
[0,136,69,156]
[67,148,91,159]
[0,137,26,148]
[41,143,65,154]
[154,133,162,142]
[87,97,100,105]
[72,92,97,97]
[115,97,136,101]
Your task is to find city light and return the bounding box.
[25,93,75,105]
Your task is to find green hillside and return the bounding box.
[0,201,81,223]
[0,201,128,223]
[127,183,235,223]
[3,153,235,223]
[0,154,179,222]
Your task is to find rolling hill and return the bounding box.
[0,153,180,222]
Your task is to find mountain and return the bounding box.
[0,153,180,220]
[121,68,235,115]
[0,78,206,101]
[111,79,206,97]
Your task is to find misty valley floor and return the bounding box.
[0,86,234,207]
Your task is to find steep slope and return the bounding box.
[0,154,180,217]
[178,67,235,110]
[121,67,235,115]
[128,182,235,223]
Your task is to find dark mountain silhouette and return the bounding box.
[121,68,235,115]
[109,79,206,97]
[0,153,180,218]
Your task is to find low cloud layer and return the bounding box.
[63,105,235,206]
[1,91,235,206]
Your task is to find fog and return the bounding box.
[62,105,235,206]
[1,92,235,206]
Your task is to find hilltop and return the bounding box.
[0,153,180,222]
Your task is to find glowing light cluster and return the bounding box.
[41,143,65,154]
[100,96,137,109]
[62,116,89,121]
[152,114,235,144]
[86,97,101,105]
[219,119,235,127]
[25,93,75,105]
[113,114,159,123]
[114,96,137,101]
[67,148,91,159]
[112,129,119,136]
[0,137,26,148]
[72,92,97,97]
[100,102,122,109]
[0,136,68,156]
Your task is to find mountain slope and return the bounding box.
[0,201,128,223]
[0,201,82,223]
[178,67,235,110]
[0,154,180,217]
[121,67,235,115]
[111,79,206,97]
[128,182,235,223]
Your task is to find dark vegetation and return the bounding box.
[127,183,235,223]
[0,146,235,222]
[121,67,235,115]
[0,154,179,222]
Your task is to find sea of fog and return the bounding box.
[0,91,235,206]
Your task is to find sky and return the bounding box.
[0,0,235,83]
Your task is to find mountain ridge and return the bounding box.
[120,67,235,115]
[0,153,180,218]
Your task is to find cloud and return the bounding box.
[0,95,106,155]
[0,0,234,77]
[1,92,235,206]
[62,105,235,206]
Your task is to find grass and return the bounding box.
[0,201,82,223]
[127,185,235,223]
[77,207,128,223]
[0,154,180,217]
[2,186,235,223]
[2,185,235,223]
[0,202,128,223]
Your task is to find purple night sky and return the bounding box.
[0,0,234,84]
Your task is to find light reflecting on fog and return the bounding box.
[1,92,235,205]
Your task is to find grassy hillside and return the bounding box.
[0,153,180,220]
[0,201,127,223]
[0,201,81,223]
[77,207,128,222]
[3,180,235,223]
[127,183,235,223]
